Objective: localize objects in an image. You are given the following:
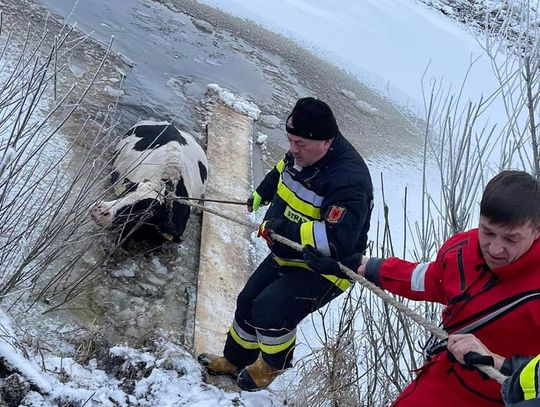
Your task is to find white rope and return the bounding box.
[173,196,508,384]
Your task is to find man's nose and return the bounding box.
[489,238,505,255]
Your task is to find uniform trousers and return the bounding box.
[224,254,345,369]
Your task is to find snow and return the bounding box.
[149,257,169,275]
[206,83,261,120]
[256,131,268,145]
[0,312,53,394]
[104,84,125,97]
[6,322,284,406]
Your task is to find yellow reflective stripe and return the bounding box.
[273,257,311,270]
[276,159,285,172]
[284,206,311,223]
[272,257,352,291]
[322,274,351,291]
[229,326,260,350]
[259,335,296,355]
[300,222,315,247]
[276,180,320,219]
[520,354,540,400]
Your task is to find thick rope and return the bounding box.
[173,196,508,384]
[173,197,254,227]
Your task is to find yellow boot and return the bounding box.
[197,353,239,377]
[237,358,282,391]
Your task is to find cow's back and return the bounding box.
[113,121,208,197]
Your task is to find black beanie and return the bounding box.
[285,97,340,140]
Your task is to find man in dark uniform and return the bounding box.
[198,97,373,391]
[501,355,540,406]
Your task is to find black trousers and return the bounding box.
[224,254,345,370]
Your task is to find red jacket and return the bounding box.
[365,229,540,406]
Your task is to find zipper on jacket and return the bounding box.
[457,248,466,291]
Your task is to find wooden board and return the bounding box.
[193,103,254,357]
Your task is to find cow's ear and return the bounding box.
[122,178,138,193]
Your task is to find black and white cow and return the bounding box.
[91,120,208,243]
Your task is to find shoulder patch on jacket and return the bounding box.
[327,205,346,223]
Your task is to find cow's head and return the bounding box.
[91,179,176,240]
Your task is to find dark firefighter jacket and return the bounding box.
[256,133,373,290]
[364,229,540,406]
[502,355,540,406]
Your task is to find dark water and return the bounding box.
[38,0,281,130]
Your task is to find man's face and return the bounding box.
[287,133,332,168]
[478,215,540,269]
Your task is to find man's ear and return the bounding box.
[534,224,540,241]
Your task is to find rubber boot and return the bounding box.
[237,358,282,391]
[197,353,239,377]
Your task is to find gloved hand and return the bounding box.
[447,351,494,374]
[257,219,282,245]
[302,245,346,278]
[463,351,495,368]
[247,191,262,212]
[303,245,364,278]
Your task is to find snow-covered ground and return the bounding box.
[0,0,525,405]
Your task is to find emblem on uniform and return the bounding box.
[327,205,346,223]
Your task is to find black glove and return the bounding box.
[447,351,494,379]
[463,351,494,368]
[302,245,347,278]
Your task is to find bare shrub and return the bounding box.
[0,11,124,311]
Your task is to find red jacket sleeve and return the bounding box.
[379,258,446,303]
[365,250,448,303]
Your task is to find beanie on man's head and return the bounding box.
[285,97,340,140]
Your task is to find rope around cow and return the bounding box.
[172,195,508,384]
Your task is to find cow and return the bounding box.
[91,120,208,243]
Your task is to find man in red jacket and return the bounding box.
[303,170,540,406]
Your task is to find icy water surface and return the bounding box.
[38,0,288,129]
[38,0,422,157]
